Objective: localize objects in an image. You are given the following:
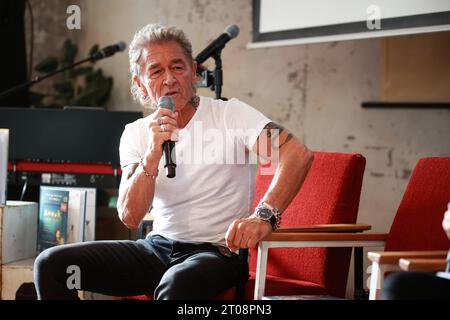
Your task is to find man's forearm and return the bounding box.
[117,165,156,229]
[261,140,313,213]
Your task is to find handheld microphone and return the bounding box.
[91,41,127,60]
[158,96,176,178]
[195,24,240,64]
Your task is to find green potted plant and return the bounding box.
[31,39,113,108]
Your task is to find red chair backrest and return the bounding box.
[249,151,366,297]
[385,157,450,251]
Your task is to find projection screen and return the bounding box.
[250,0,450,48]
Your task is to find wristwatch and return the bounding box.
[254,202,281,230]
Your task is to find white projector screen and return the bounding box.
[250,0,450,48]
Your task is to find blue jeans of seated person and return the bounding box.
[34,235,241,300]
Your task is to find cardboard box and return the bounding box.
[0,201,38,265]
[1,258,35,300]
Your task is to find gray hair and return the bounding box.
[129,24,194,107]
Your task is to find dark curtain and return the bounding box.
[0,0,29,107]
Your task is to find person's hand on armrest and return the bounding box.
[442,203,450,240]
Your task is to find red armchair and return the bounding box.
[243,151,368,299]
[367,157,450,299]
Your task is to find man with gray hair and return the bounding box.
[34,24,313,300]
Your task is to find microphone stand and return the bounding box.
[0,56,96,101]
[196,51,226,100]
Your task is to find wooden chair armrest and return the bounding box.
[368,250,448,265]
[399,258,447,272]
[263,232,387,242]
[274,224,372,233]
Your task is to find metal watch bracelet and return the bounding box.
[256,201,281,230]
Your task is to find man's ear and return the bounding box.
[191,60,198,79]
[133,75,148,97]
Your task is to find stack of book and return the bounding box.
[38,186,96,252]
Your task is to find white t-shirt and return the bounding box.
[119,96,271,244]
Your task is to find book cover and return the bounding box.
[38,186,96,248]
[38,187,69,251]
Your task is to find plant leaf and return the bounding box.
[29,91,46,106]
[61,38,78,67]
[34,57,59,73]
[89,44,100,64]
[71,67,94,76]
[53,81,73,95]
[71,76,113,107]
[86,69,104,83]
[97,77,114,106]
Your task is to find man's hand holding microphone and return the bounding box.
[142,96,179,179]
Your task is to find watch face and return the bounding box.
[258,208,273,219]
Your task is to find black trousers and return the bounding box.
[34,235,241,300]
[382,271,450,300]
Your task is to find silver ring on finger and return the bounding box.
[160,124,166,132]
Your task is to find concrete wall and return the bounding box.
[28,0,450,296]
[25,0,83,96]
[74,0,450,228]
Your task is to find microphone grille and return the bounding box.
[158,96,175,112]
[116,41,127,52]
[224,24,240,39]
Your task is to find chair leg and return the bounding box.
[369,262,383,300]
[369,262,401,300]
[254,243,269,300]
[354,247,368,300]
